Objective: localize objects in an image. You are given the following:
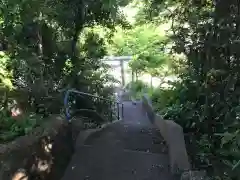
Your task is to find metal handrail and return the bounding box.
[63,89,124,122]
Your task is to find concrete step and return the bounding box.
[61,145,174,180]
[83,121,167,154]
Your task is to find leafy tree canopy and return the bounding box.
[135,0,240,179]
[0,0,131,141]
[108,24,172,76]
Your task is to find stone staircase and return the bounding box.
[61,101,176,180]
[61,89,209,180]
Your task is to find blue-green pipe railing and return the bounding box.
[64,89,123,122]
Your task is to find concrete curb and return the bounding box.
[141,94,190,174]
[76,119,122,146]
[141,94,210,179]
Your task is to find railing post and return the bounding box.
[121,103,124,119]
[110,101,113,122]
[63,89,124,123]
[117,103,120,120]
[64,90,71,122]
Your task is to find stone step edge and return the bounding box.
[75,119,122,146]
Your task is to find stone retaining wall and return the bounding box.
[141,94,210,179]
[141,94,190,174]
[0,115,81,180]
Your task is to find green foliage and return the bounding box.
[0,52,13,90]
[139,0,240,178]
[151,87,176,112]
[125,80,152,99]
[0,0,128,142]
[133,0,178,25]
[128,80,147,92]
[0,109,42,143]
[108,24,171,76]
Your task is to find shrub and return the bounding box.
[0,109,42,143]
[125,80,148,93]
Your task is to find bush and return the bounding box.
[125,80,147,92]
[0,109,43,143]
[151,74,240,179]
[125,80,151,99]
[151,87,177,112]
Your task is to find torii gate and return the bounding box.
[102,56,132,87]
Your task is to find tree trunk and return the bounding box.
[132,70,134,82]
[71,0,85,63]
[150,76,153,88]
[36,15,46,96]
[71,25,83,63]
[120,60,125,87]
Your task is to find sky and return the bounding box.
[120,5,139,24]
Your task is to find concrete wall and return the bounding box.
[141,94,210,180]
[141,94,190,173]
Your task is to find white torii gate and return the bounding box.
[102,56,132,87]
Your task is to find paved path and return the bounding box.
[62,101,175,180]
